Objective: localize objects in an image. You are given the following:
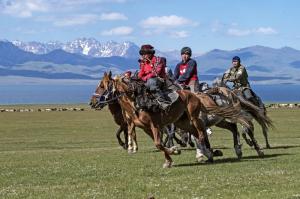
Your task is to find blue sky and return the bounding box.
[1,0,300,53]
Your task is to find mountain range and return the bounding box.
[1,38,300,84]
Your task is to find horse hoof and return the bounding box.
[257,150,264,157]
[213,150,223,157]
[122,144,128,150]
[179,142,187,147]
[189,142,195,148]
[196,155,205,163]
[237,152,243,159]
[128,149,134,154]
[205,158,214,164]
[170,146,181,155]
[163,161,173,168]
[266,144,271,149]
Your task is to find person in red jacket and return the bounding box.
[138,44,169,110]
[174,47,200,93]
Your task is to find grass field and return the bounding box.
[0,104,300,199]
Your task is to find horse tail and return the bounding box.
[200,93,253,130]
[234,93,274,131]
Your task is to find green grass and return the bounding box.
[0,105,300,199]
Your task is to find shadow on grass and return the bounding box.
[173,153,293,167]
[150,146,230,153]
[264,145,300,149]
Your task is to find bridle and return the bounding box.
[92,80,125,108]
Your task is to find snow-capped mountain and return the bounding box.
[12,38,140,58]
[12,40,63,54]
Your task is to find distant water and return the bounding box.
[0,84,299,105]
[0,85,96,105]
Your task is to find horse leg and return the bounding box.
[127,122,135,154]
[188,133,195,147]
[242,131,254,147]
[124,126,129,149]
[190,117,213,162]
[262,127,271,149]
[216,120,242,159]
[165,125,175,148]
[115,126,126,149]
[131,126,138,153]
[173,132,187,147]
[162,127,168,147]
[150,125,175,168]
[243,125,264,157]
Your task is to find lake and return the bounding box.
[0,84,299,105]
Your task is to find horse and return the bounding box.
[212,77,273,149]
[162,78,268,159]
[90,72,187,151]
[99,72,253,168]
[90,73,128,150]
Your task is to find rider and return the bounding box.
[138,44,169,110]
[173,47,200,93]
[123,70,132,83]
[174,47,213,138]
[223,56,264,109]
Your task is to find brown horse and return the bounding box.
[100,72,253,168]
[90,73,128,150]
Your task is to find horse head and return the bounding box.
[89,71,114,110]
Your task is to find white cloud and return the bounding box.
[255,27,277,35]
[100,12,127,20]
[0,0,127,17]
[170,31,189,38]
[227,27,278,37]
[227,28,252,36]
[211,21,278,37]
[1,0,49,18]
[53,14,99,26]
[101,26,133,36]
[141,15,197,28]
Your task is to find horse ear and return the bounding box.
[108,71,112,78]
[103,72,107,77]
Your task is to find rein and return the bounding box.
[96,93,125,104]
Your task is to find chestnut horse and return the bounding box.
[99,72,253,168]
[90,77,128,150]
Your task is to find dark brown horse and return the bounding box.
[100,72,253,168]
[211,79,274,149]
[90,73,128,150]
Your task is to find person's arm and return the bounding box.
[223,68,232,82]
[233,67,246,81]
[154,57,165,77]
[138,64,145,80]
[173,63,181,80]
[177,60,196,82]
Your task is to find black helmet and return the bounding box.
[232,56,241,62]
[181,46,192,56]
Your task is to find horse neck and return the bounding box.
[116,92,140,121]
[108,102,121,114]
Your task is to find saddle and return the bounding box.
[129,78,179,112]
